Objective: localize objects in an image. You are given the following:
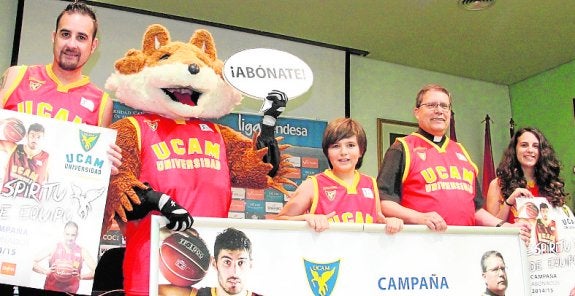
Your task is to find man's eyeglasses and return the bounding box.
[419,102,451,111]
[486,266,506,273]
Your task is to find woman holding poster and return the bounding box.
[486,127,575,294]
[485,127,572,223]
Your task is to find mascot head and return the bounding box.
[105,24,242,120]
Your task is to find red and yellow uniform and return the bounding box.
[2,64,109,126]
[535,218,557,254]
[310,170,379,224]
[44,242,82,293]
[399,133,479,226]
[2,144,49,200]
[133,114,231,216]
[123,114,231,295]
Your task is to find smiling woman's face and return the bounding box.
[515,131,539,170]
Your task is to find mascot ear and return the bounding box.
[114,24,172,75]
[190,29,218,62]
[114,49,146,74]
[142,24,171,56]
[190,29,222,74]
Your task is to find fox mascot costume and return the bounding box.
[101,24,293,295]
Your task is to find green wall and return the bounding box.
[509,60,575,208]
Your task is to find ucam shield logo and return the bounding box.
[304,259,340,296]
[79,130,100,152]
[223,48,314,100]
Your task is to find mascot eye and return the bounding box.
[189,64,200,74]
[159,54,171,60]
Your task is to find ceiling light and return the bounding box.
[458,0,495,11]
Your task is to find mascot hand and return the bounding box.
[124,185,156,221]
[160,199,194,231]
[127,184,194,231]
[257,90,288,177]
[262,90,287,122]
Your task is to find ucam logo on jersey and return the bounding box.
[223,48,314,100]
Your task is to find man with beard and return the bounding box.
[159,228,262,296]
[0,2,120,295]
[0,123,49,197]
[480,250,508,296]
[0,1,112,127]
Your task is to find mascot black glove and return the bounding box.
[257,90,288,177]
[159,198,194,231]
[127,184,194,231]
[262,90,287,121]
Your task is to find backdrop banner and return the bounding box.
[150,216,531,296]
[0,109,116,295]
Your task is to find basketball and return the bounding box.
[159,228,210,287]
[3,118,26,142]
[525,202,539,218]
[52,262,77,283]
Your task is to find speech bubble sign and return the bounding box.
[223,48,314,100]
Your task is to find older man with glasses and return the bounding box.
[376,84,530,241]
[480,250,508,296]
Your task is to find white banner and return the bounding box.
[0,109,116,295]
[150,216,530,295]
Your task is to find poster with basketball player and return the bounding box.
[516,197,575,295]
[149,216,530,296]
[0,109,116,295]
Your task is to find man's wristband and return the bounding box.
[504,199,514,207]
[495,220,505,227]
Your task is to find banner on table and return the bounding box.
[150,216,530,296]
[0,109,116,295]
[517,197,575,295]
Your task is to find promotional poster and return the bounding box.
[150,217,530,296]
[517,197,575,295]
[0,109,116,295]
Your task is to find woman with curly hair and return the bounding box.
[485,127,572,223]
